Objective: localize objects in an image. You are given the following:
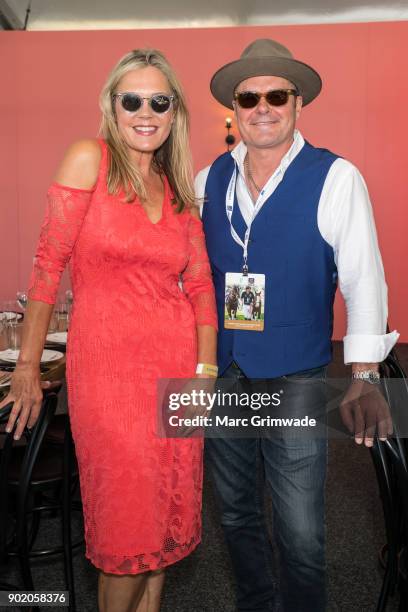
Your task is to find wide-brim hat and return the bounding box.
[210,38,322,109]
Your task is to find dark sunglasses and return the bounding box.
[234,89,298,109]
[113,92,175,114]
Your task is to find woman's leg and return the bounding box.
[98,571,147,612]
[134,569,166,612]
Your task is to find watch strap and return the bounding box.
[352,370,380,384]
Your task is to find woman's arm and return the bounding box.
[182,206,218,378]
[196,325,217,379]
[0,139,101,439]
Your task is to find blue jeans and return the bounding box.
[206,364,328,612]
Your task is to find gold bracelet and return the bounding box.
[196,363,218,377]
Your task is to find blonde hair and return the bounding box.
[99,48,194,211]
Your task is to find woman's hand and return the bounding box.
[0,299,56,439]
[0,362,45,439]
[177,374,217,437]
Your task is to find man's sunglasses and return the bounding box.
[234,89,298,109]
[113,92,175,114]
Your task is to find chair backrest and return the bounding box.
[0,402,14,564]
[0,392,59,561]
[384,438,408,544]
[18,393,59,506]
[381,350,408,466]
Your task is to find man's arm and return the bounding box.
[318,158,398,445]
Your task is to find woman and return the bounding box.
[1,49,218,611]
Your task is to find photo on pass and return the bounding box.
[224,273,264,331]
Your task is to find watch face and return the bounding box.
[368,372,380,384]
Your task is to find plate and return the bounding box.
[46,332,67,344]
[0,349,63,363]
[0,311,23,321]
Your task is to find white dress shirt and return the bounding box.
[195,130,399,364]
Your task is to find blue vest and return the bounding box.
[202,141,339,377]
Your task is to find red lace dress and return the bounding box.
[28,140,217,575]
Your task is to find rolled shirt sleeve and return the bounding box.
[317,158,399,364]
[194,166,210,218]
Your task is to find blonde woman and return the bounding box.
[1,49,218,611]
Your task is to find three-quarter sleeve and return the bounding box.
[182,213,218,330]
[28,182,93,304]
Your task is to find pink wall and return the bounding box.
[0,22,407,340]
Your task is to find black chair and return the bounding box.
[382,437,408,611]
[371,433,400,611]
[0,388,81,611]
[371,348,408,611]
[0,402,22,598]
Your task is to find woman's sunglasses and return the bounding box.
[113,92,175,114]
[234,89,298,109]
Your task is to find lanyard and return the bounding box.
[225,163,265,274]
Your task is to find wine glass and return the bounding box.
[16,291,28,311]
[56,303,70,332]
[65,290,73,306]
[0,313,8,351]
[48,309,59,334]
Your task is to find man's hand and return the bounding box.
[339,379,393,447]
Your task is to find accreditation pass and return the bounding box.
[0,591,69,607]
[225,272,265,331]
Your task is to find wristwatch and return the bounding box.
[352,370,381,385]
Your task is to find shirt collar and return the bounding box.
[231,129,305,179]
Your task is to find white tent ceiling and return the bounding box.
[1,0,408,31]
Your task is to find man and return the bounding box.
[241,285,255,319]
[195,39,399,611]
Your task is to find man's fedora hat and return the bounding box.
[210,38,322,109]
